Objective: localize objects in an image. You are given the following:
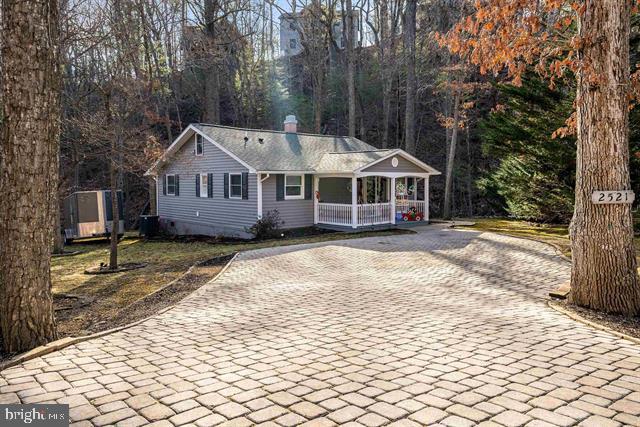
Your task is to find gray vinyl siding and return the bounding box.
[362,156,425,174]
[157,134,257,236]
[318,177,351,204]
[262,175,314,229]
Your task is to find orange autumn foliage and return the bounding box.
[437,0,640,135]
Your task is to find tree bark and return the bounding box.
[0,0,60,352]
[569,0,640,315]
[403,0,417,155]
[203,0,221,124]
[109,138,120,270]
[443,90,460,220]
[345,0,356,137]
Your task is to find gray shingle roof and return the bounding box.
[194,124,381,171]
[146,123,440,176]
[315,150,395,172]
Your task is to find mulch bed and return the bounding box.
[553,299,640,340]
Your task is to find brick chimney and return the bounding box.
[284,115,298,133]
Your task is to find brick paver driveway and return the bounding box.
[2,228,640,427]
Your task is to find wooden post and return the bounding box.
[391,177,396,225]
[351,176,358,228]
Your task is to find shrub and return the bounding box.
[248,210,284,240]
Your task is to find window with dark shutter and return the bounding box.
[166,174,176,196]
[242,172,249,199]
[195,174,200,197]
[229,174,242,199]
[207,173,213,198]
[223,173,229,198]
[175,175,180,196]
[276,174,284,201]
[195,134,203,156]
[163,175,166,195]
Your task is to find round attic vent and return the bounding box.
[391,157,399,168]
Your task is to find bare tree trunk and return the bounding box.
[381,78,393,148]
[569,0,640,315]
[109,137,119,270]
[345,0,356,137]
[465,125,473,217]
[0,0,59,352]
[443,90,460,220]
[204,71,221,123]
[403,0,417,155]
[203,0,221,124]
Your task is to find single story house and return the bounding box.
[145,115,440,238]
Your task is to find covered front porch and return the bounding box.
[313,173,431,229]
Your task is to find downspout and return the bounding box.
[257,173,270,219]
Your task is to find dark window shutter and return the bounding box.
[276,174,284,201]
[195,174,200,197]
[162,175,166,195]
[242,172,249,200]
[304,174,313,200]
[175,175,180,196]
[223,173,229,198]
[207,173,213,198]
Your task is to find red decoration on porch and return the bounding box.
[402,206,423,222]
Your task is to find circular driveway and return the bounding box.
[2,228,640,426]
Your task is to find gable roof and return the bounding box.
[145,123,440,176]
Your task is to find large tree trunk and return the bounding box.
[403,0,417,155]
[0,0,59,352]
[443,90,460,220]
[345,0,356,137]
[569,1,640,315]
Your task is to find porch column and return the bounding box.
[390,177,396,225]
[351,176,358,228]
[424,176,430,222]
[313,176,319,224]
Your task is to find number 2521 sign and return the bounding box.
[591,190,635,204]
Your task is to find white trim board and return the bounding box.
[355,149,441,175]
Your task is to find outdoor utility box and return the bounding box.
[139,215,159,237]
[63,190,125,241]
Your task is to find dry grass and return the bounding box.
[52,229,412,336]
[458,218,640,262]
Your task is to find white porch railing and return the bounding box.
[317,203,352,226]
[358,203,391,226]
[317,200,428,227]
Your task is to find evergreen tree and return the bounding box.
[478,76,575,223]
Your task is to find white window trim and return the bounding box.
[195,134,203,156]
[199,173,208,198]
[166,174,176,196]
[229,173,243,199]
[284,174,305,200]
